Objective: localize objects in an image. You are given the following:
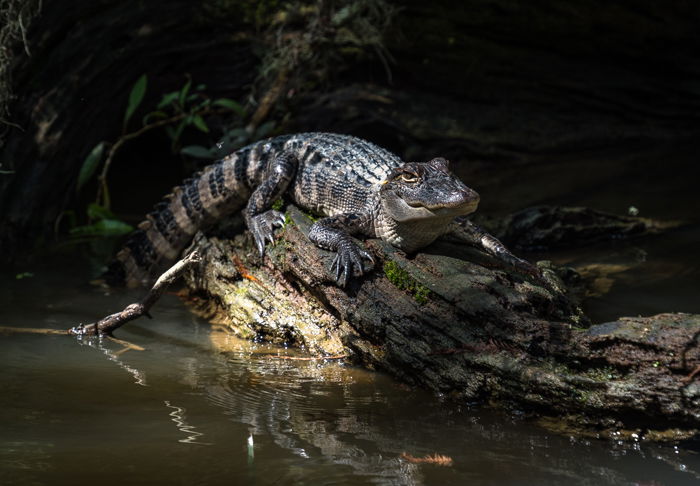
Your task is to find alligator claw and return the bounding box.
[249,210,286,257]
[330,242,374,287]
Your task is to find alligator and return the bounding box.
[109,132,542,288]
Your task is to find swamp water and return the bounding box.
[1,249,699,486]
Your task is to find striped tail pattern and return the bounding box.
[107,155,251,287]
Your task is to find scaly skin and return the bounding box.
[109,132,540,287]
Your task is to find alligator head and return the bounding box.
[379,158,480,223]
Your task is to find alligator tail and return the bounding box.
[106,155,250,287]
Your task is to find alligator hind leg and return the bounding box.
[244,153,297,256]
[445,218,543,281]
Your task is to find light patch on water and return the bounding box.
[164,400,211,445]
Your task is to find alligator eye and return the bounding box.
[400,173,419,183]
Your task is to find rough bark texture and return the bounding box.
[183,207,700,440]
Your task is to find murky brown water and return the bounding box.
[1,250,699,486]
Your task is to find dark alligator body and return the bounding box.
[110,132,539,287]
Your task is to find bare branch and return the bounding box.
[70,251,200,336]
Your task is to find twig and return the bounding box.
[95,106,229,207]
[69,251,200,336]
[95,113,186,207]
[0,326,68,335]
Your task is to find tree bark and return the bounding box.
[182,207,700,440]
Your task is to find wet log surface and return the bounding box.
[183,206,700,440]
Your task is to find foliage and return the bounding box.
[123,73,147,130]
[66,74,253,242]
[65,203,133,241]
[76,142,104,192]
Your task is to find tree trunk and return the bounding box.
[182,207,700,440]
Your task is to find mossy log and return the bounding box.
[183,206,700,440]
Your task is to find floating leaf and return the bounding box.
[77,142,105,192]
[181,145,214,159]
[124,74,148,127]
[213,98,246,116]
[192,114,210,133]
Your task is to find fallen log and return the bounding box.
[182,206,700,440]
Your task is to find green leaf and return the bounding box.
[212,98,246,116]
[179,78,192,107]
[124,74,148,127]
[15,272,34,280]
[158,92,179,109]
[169,119,187,144]
[77,142,105,192]
[195,99,211,111]
[86,202,116,221]
[181,145,214,159]
[142,110,168,125]
[192,114,210,133]
[69,219,134,237]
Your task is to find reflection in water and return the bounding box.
[76,335,148,386]
[164,400,210,445]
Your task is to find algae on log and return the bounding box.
[183,207,700,440]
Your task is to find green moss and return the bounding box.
[300,209,319,222]
[383,260,431,304]
[271,198,284,211]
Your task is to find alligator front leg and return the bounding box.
[244,153,297,256]
[308,213,374,287]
